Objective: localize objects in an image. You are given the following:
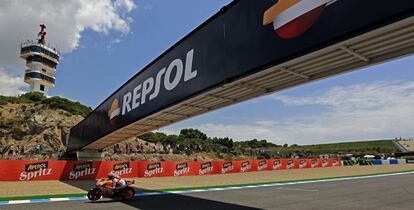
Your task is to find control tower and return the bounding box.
[20,24,59,95]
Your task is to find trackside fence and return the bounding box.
[0,158,342,181]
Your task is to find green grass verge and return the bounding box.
[0,193,86,201]
[1,169,413,201]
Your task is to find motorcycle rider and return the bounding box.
[107,172,126,194]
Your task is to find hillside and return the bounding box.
[0,93,90,159]
[0,93,256,161]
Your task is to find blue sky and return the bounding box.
[0,0,413,145]
[53,0,232,106]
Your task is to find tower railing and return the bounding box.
[20,39,60,55]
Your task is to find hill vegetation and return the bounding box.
[0,92,92,117]
[266,140,396,157]
[138,128,277,158]
[139,129,396,159]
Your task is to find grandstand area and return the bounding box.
[397,140,414,152]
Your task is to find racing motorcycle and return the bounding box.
[87,179,135,201]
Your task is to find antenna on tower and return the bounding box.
[38,24,47,45]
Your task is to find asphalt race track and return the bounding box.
[3,173,414,210]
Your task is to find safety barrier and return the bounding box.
[0,158,342,181]
[372,159,407,165]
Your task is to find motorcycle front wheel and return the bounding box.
[87,188,102,201]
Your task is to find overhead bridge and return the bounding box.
[66,0,414,157]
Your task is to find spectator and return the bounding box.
[40,144,45,153]
[35,144,40,154]
[126,144,130,154]
[136,144,141,153]
[116,144,121,154]
[9,145,14,155]
[16,146,20,156]
[139,143,144,153]
[20,146,24,155]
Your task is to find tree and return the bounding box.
[20,92,45,102]
[179,128,207,140]
[139,132,168,143]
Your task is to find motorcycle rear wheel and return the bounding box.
[120,187,135,200]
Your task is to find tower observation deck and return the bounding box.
[20,24,60,95]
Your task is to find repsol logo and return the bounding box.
[20,162,52,181]
[112,162,132,177]
[333,159,339,166]
[199,162,213,175]
[69,162,96,180]
[273,160,281,170]
[144,162,163,177]
[258,160,267,171]
[174,163,190,177]
[240,161,251,172]
[221,162,234,174]
[287,160,294,169]
[120,49,197,116]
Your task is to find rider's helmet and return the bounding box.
[107,172,116,180]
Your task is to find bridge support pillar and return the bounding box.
[76,150,104,160]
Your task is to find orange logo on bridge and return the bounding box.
[108,99,120,125]
[263,0,337,39]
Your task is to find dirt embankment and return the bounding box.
[0,103,83,159]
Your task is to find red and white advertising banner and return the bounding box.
[193,161,214,176]
[256,160,268,171]
[309,159,320,168]
[212,161,240,174]
[286,159,296,170]
[61,161,100,180]
[0,160,65,181]
[296,159,308,169]
[137,161,167,178]
[0,158,342,181]
[320,158,331,167]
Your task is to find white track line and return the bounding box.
[1,171,414,206]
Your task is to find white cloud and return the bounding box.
[162,81,414,145]
[114,0,137,12]
[0,0,136,95]
[0,68,26,96]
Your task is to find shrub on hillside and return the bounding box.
[0,96,8,105]
[20,92,46,103]
[0,93,92,117]
[43,96,92,117]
